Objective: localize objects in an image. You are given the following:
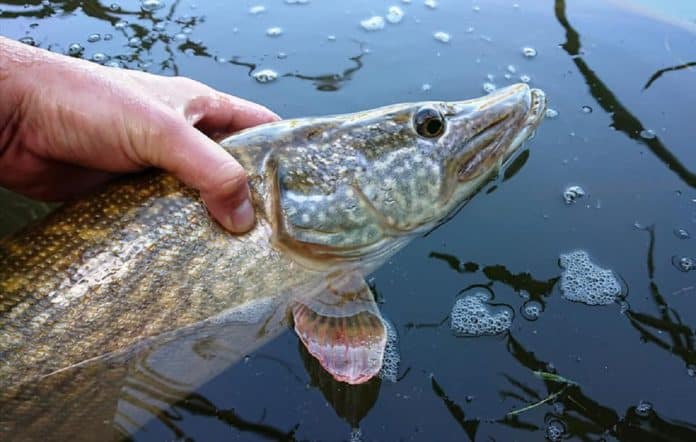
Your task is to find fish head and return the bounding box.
[230,84,546,270]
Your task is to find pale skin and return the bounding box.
[0,36,279,233]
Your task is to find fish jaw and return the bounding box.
[222,84,547,271]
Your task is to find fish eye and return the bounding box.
[414,107,445,138]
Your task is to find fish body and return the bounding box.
[0,84,546,438]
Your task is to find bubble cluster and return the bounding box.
[252,69,279,83]
[433,31,451,43]
[563,185,585,204]
[635,400,653,417]
[545,108,559,119]
[386,6,404,24]
[559,250,622,305]
[378,319,400,382]
[521,300,543,321]
[450,292,513,336]
[545,419,566,442]
[672,256,696,272]
[360,16,385,31]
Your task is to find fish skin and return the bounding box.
[0,84,546,438]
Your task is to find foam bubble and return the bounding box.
[252,69,279,83]
[545,419,566,442]
[482,82,497,93]
[522,46,537,58]
[563,185,585,204]
[386,6,404,24]
[520,300,543,321]
[635,400,653,417]
[559,250,622,305]
[433,31,451,43]
[672,256,696,272]
[378,319,400,382]
[360,16,385,31]
[450,292,513,336]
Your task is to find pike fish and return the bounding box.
[0,84,546,438]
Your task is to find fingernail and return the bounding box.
[226,198,255,232]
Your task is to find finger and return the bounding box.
[185,94,280,139]
[0,158,116,202]
[150,124,255,233]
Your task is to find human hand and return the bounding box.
[0,36,278,233]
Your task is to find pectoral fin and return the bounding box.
[292,273,387,384]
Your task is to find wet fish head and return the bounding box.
[228,84,546,270]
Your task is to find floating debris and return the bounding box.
[249,5,266,14]
[482,82,497,93]
[639,128,657,140]
[433,31,451,43]
[140,0,165,12]
[252,69,279,83]
[674,228,690,239]
[559,250,622,305]
[360,16,385,31]
[672,256,696,272]
[450,292,513,337]
[378,319,400,382]
[266,26,283,37]
[563,185,585,204]
[545,108,559,119]
[522,46,537,58]
[386,6,404,24]
[581,105,593,113]
[424,0,437,9]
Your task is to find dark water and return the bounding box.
[2,0,696,440]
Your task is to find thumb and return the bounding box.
[153,123,255,233]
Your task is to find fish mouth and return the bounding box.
[456,85,547,182]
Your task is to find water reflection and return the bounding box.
[554,0,696,188]
[498,334,696,440]
[644,61,696,90]
[299,342,381,430]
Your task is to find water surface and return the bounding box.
[2,1,696,440]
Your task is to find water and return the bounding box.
[1,0,696,440]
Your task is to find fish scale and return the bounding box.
[0,84,546,438]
